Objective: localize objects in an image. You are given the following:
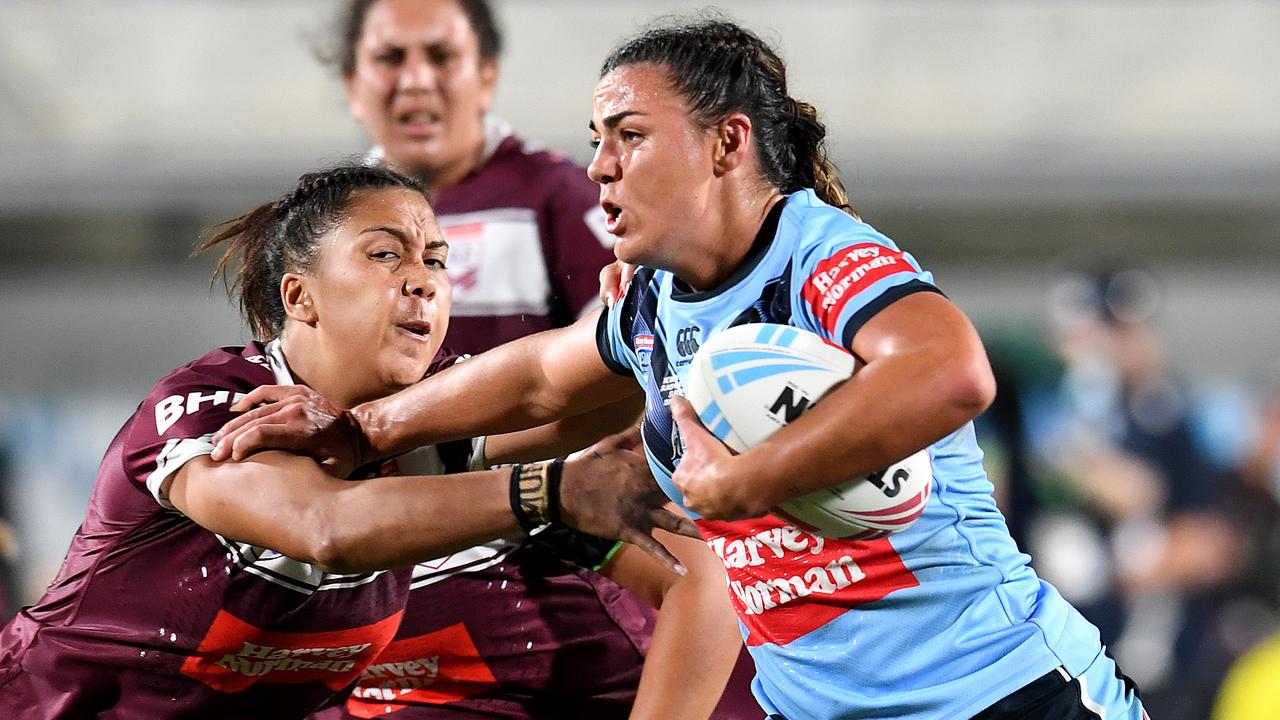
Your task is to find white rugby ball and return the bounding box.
[684,323,931,539]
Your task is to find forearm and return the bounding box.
[357,313,630,458]
[744,343,991,509]
[172,454,517,574]
[485,392,644,465]
[626,536,742,720]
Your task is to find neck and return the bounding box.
[677,187,784,291]
[413,133,489,195]
[278,329,382,410]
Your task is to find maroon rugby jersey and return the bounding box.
[0,341,412,719]
[424,119,617,355]
[319,357,654,719]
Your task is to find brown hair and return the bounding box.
[197,164,427,339]
[602,17,855,216]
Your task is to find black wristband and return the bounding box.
[510,461,553,533]
[546,459,564,525]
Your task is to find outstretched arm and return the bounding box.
[211,310,637,470]
[674,292,995,519]
[169,429,697,575]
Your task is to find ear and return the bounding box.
[712,112,753,177]
[477,58,500,114]
[281,273,318,325]
[342,71,366,124]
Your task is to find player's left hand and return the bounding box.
[598,260,636,307]
[669,396,766,520]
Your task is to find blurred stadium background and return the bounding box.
[1,1,1278,716]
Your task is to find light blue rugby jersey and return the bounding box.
[596,190,1106,720]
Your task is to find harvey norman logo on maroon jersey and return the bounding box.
[698,516,918,646]
[346,622,499,717]
[180,609,402,692]
[801,243,911,337]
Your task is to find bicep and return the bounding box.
[165,452,343,561]
[850,292,994,403]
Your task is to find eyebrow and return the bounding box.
[588,110,643,133]
[361,226,450,251]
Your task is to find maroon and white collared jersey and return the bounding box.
[400,120,616,355]
[0,341,413,719]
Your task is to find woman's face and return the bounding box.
[588,64,718,269]
[344,0,497,185]
[299,187,452,398]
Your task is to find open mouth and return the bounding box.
[601,200,624,234]
[398,111,442,136]
[396,320,431,341]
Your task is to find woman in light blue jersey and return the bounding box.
[212,16,1149,720]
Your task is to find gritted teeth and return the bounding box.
[399,111,440,124]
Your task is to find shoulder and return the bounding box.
[781,190,897,257]
[490,134,594,197]
[139,344,276,440]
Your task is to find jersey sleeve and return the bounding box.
[595,269,653,378]
[542,163,618,319]
[120,362,261,510]
[789,217,942,348]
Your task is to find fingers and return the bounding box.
[668,395,706,438]
[621,530,688,577]
[599,262,622,306]
[212,399,294,445]
[618,262,636,301]
[217,424,294,462]
[651,507,702,539]
[229,385,306,412]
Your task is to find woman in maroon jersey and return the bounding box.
[320,2,758,718]
[0,164,705,719]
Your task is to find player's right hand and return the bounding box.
[559,427,700,576]
[210,385,368,477]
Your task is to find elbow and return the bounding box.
[946,354,997,421]
[304,505,373,574]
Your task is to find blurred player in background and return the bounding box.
[1031,268,1240,717]
[214,17,1149,720]
[331,0,616,354]
[319,2,756,717]
[0,165,706,718]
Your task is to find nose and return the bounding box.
[403,260,437,299]
[397,51,438,93]
[587,141,619,185]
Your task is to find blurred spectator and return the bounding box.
[1023,267,1242,718]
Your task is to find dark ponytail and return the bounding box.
[602,17,856,217]
[196,164,426,340]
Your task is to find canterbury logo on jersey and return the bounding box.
[698,516,919,646]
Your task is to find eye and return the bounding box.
[373,47,405,67]
[425,258,447,269]
[427,46,455,67]
[620,130,642,143]
[371,250,400,261]
[589,136,601,149]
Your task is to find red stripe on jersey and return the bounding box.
[180,609,403,692]
[801,243,912,338]
[345,623,499,716]
[699,516,918,647]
